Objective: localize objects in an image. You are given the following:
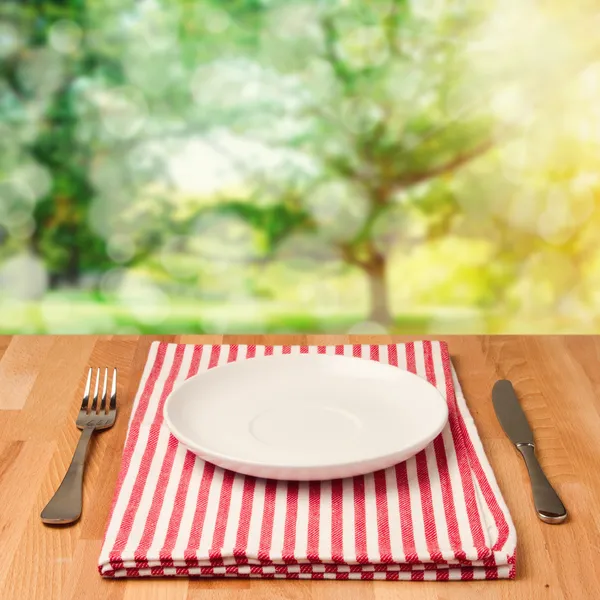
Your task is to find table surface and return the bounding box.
[0,334,598,599]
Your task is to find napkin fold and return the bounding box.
[99,342,516,580]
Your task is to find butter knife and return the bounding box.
[492,380,567,524]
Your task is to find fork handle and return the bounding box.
[41,426,95,525]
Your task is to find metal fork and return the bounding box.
[41,368,117,525]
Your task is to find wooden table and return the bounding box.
[0,335,598,599]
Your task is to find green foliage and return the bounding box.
[1,0,600,332]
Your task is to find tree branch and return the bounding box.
[320,13,353,91]
[383,1,402,56]
[395,136,496,188]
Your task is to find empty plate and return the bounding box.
[163,354,448,480]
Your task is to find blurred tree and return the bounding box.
[0,0,125,286]
[161,0,500,324]
[2,0,599,329]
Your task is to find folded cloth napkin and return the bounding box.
[99,341,517,580]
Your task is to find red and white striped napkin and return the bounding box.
[99,341,517,580]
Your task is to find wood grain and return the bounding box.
[0,335,598,599]
[0,336,55,409]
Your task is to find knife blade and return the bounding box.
[492,380,567,524]
[492,379,534,445]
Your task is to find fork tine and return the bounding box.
[81,368,92,412]
[110,368,117,412]
[91,368,100,413]
[100,367,108,414]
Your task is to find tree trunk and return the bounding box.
[363,254,393,326]
[65,229,81,285]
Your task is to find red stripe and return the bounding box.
[228,344,238,362]
[134,433,180,558]
[317,346,326,354]
[257,480,278,561]
[187,345,203,378]
[138,343,206,558]
[208,344,221,368]
[282,345,291,354]
[233,476,257,561]
[282,481,299,562]
[184,462,216,561]
[207,345,240,562]
[103,344,166,534]
[370,345,379,361]
[439,351,510,551]
[394,462,418,562]
[415,450,443,563]
[209,470,236,560]
[373,470,392,562]
[189,345,204,378]
[485,564,499,579]
[352,344,361,357]
[160,450,196,558]
[246,345,256,359]
[306,481,321,561]
[423,341,465,561]
[387,344,398,367]
[438,342,489,556]
[335,345,344,355]
[330,479,344,562]
[405,342,416,373]
[300,345,309,354]
[101,563,507,579]
[411,343,443,563]
[157,345,205,560]
[264,346,274,356]
[353,476,368,563]
[461,423,511,551]
[110,344,185,559]
[508,552,517,579]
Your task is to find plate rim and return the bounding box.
[163,353,449,473]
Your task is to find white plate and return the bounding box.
[163,354,448,480]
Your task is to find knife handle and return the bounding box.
[516,443,567,524]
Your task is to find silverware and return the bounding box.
[492,379,567,524]
[41,368,117,525]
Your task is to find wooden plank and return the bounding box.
[67,540,125,600]
[124,578,188,600]
[0,440,56,594]
[178,335,223,345]
[0,335,12,362]
[0,336,55,409]
[79,337,142,541]
[1,336,97,440]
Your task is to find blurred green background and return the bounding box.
[1,0,600,334]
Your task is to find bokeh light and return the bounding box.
[303,181,370,242]
[16,47,64,97]
[2,0,600,334]
[48,20,82,54]
[0,253,48,301]
[0,21,22,58]
[336,26,389,70]
[347,321,389,335]
[115,271,171,325]
[94,86,148,140]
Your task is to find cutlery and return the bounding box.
[492,379,567,524]
[41,368,117,525]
